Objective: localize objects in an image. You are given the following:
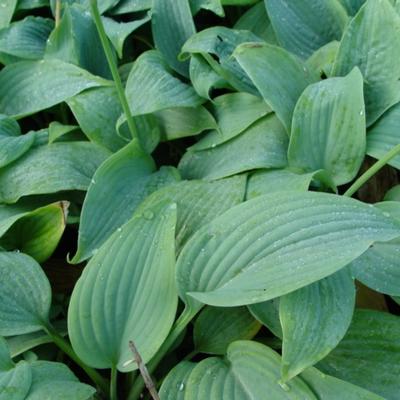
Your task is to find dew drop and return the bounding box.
[143,210,154,220]
[278,380,290,392]
[179,382,185,391]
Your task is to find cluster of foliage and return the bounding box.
[1,0,400,399]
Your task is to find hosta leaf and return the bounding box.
[47,122,79,144]
[136,176,245,250]
[189,54,227,99]
[0,115,36,168]
[0,337,13,370]
[234,42,317,132]
[68,202,178,371]
[0,360,31,400]
[306,41,339,79]
[318,310,400,399]
[339,0,367,15]
[194,306,261,354]
[156,106,217,141]
[0,0,17,29]
[0,142,110,204]
[125,50,203,116]
[152,0,196,77]
[280,269,355,381]
[159,361,196,400]
[191,92,271,150]
[190,0,224,16]
[181,27,264,94]
[0,252,51,335]
[248,298,282,338]
[332,0,400,126]
[0,60,108,118]
[72,140,179,263]
[67,86,127,152]
[109,0,151,14]
[102,13,151,58]
[288,68,366,185]
[265,0,348,59]
[385,186,400,201]
[185,341,316,399]
[234,2,277,43]
[351,203,400,295]
[179,115,288,180]
[367,102,400,169]
[301,367,385,399]
[0,17,53,61]
[25,361,95,400]
[45,4,111,79]
[176,191,400,313]
[0,202,67,263]
[246,169,335,199]
[17,0,49,10]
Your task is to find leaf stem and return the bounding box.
[344,143,400,197]
[89,0,139,142]
[127,308,196,400]
[45,324,109,395]
[111,366,118,400]
[55,0,61,27]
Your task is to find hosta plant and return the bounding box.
[0,0,400,399]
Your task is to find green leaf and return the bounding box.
[185,341,316,399]
[16,0,49,10]
[194,306,261,354]
[0,359,31,400]
[234,2,277,43]
[0,202,67,263]
[318,310,400,400]
[280,269,355,381]
[0,17,53,61]
[47,122,79,144]
[102,13,151,59]
[25,361,95,400]
[189,54,227,99]
[109,0,151,14]
[190,92,271,151]
[367,102,400,169]
[45,4,111,79]
[72,140,179,263]
[156,106,217,141]
[0,115,36,168]
[67,86,127,152]
[152,0,196,77]
[176,191,400,313]
[0,252,51,335]
[265,0,348,59]
[332,0,400,126]
[190,0,224,16]
[6,321,67,358]
[248,298,282,338]
[0,60,108,118]
[136,176,246,251]
[0,337,13,370]
[339,0,367,15]
[246,169,335,199]
[125,50,203,116]
[288,68,366,185]
[179,115,288,180]
[351,204,400,295]
[301,367,385,399]
[234,42,317,132]
[0,0,17,29]
[68,202,178,371]
[385,185,400,201]
[306,41,340,79]
[159,361,196,400]
[0,142,110,204]
[181,27,264,95]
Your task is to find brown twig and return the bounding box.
[128,341,160,400]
